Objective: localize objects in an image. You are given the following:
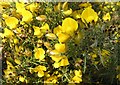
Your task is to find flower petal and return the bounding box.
[55,43,66,53]
[59,56,69,66]
[50,55,63,62]
[81,7,98,23]
[5,17,18,29]
[38,70,44,77]
[62,18,78,35]
[34,48,45,60]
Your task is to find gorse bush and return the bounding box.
[0,1,120,84]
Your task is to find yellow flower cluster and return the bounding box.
[0,2,97,83]
[54,2,99,24]
[1,1,118,84]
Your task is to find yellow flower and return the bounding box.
[50,55,63,62]
[40,23,49,32]
[63,8,72,16]
[5,17,18,29]
[54,19,76,40]
[74,70,82,77]
[53,25,62,36]
[53,62,61,68]
[33,26,43,37]
[3,28,14,37]
[72,70,82,83]
[34,48,45,60]
[33,65,46,77]
[13,38,19,44]
[81,7,98,23]
[103,13,111,21]
[16,3,32,22]
[19,76,25,82]
[51,55,69,68]
[62,18,78,36]
[16,2,25,15]
[72,76,82,83]
[37,70,45,77]
[34,65,46,72]
[59,56,69,67]
[54,43,66,53]
[58,33,70,43]
[21,10,33,22]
